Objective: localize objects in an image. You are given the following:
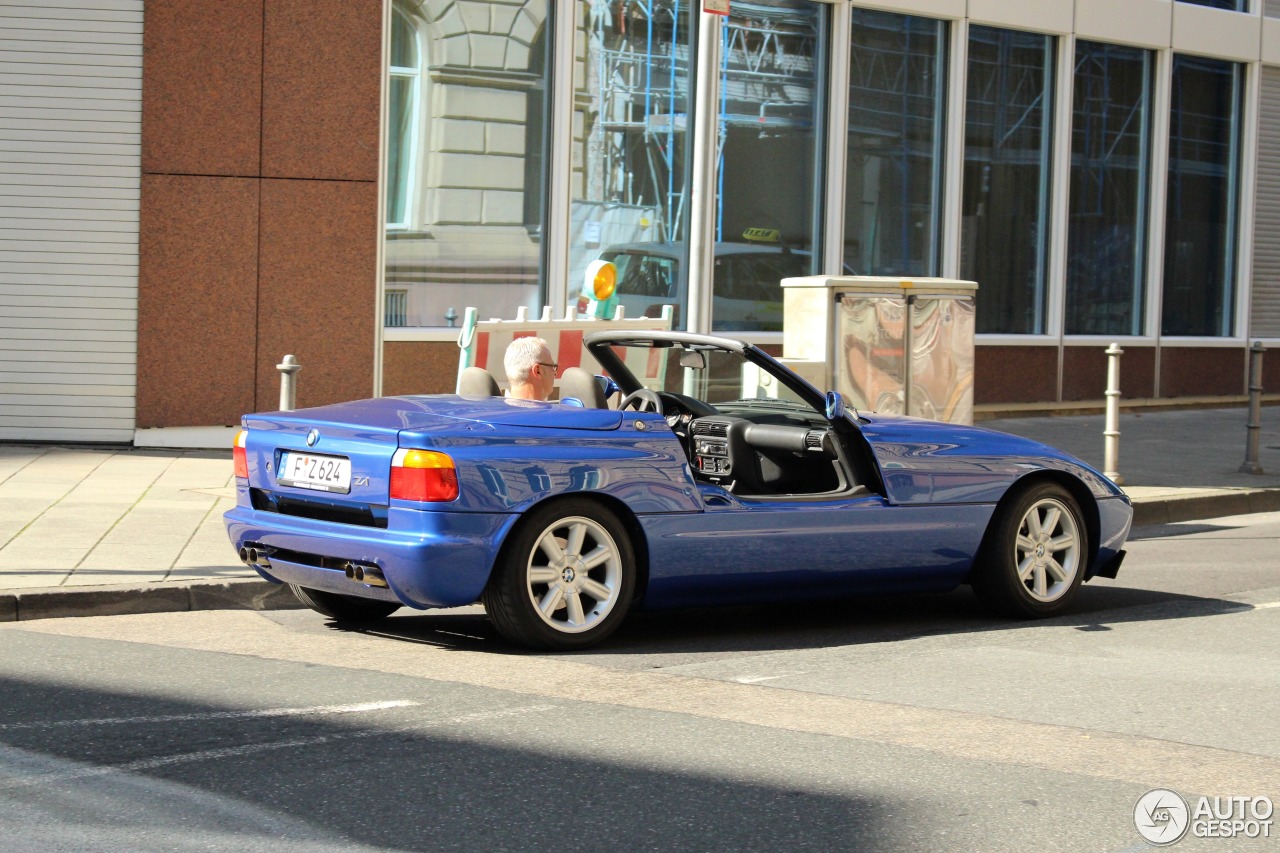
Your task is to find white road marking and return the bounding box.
[0,700,420,732]
[12,610,1279,795]
[1220,599,1280,614]
[0,703,557,791]
[732,672,807,684]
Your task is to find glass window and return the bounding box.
[845,8,946,277]
[713,0,828,331]
[1162,55,1243,337]
[383,0,553,327]
[569,0,695,325]
[386,7,418,229]
[1176,1,1246,11]
[1065,42,1152,336]
[570,1,825,334]
[962,26,1055,335]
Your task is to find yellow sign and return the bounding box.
[704,0,730,15]
[741,227,780,243]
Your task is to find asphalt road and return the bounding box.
[1,513,1277,852]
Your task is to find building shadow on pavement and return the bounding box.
[0,671,903,852]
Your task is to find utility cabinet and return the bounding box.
[780,276,978,424]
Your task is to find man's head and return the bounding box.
[504,336,556,401]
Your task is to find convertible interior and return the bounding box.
[683,401,848,497]
[581,335,877,501]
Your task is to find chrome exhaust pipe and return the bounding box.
[240,543,270,569]
[347,562,388,588]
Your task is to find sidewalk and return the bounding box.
[2,404,1278,622]
[983,404,1280,526]
[0,445,295,622]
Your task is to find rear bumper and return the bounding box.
[224,505,517,608]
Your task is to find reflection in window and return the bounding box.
[1175,0,1245,10]
[845,8,946,278]
[571,1,825,333]
[386,7,418,229]
[1065,42,1152,336]
[963,26,1055,335]
[715,0,827,331]
[385,289,408,327]
[383,1,553,327]
[1162,55,1242,337]
[569,1,694,325]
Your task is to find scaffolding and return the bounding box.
[586,1,819,243]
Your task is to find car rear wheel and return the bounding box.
[972,482,1088,618]
[288,584,401,622]
[482,499,635,650]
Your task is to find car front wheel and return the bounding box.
[972,482,1088,618]
[483,499,635,650]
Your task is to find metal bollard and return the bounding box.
[1103,343,1124,486]
[277,354,302,412]
[1239,341,1265,475]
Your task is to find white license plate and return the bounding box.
[277,451,352,493]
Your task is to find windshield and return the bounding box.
[594,341,818,411]
[603,251,678,299]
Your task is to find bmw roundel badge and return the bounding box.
[305,428,319,447]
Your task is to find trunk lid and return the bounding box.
[240,395,622,506]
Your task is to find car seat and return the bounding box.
[457,366,500,396]
[559,367,609,408]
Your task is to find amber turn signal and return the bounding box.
[233,430,248,479]
[389,448,459,502]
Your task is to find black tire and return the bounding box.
[972,482,1089,618]
[482,499,636,650]
[288,584,401,622]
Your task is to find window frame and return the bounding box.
[385,4,420,233]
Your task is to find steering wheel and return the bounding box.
[619,389,664,416]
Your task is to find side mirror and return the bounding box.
[595,374,621,398]
[824,390,846,421]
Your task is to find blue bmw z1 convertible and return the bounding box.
[225,330,1131,650]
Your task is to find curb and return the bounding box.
[1130,488,1280,528]
[0,578,304,624]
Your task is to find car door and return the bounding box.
[637,451,990,610]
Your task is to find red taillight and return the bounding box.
[390,449,458,502]
[233,430,248,479]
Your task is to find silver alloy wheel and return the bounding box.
[1014,497,1081,602]
[524,515,623,634]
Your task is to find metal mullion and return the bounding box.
[688,7,722,335]
[941,16,968,280]
[373,0,392,396]
[544,0,577,318]
[1146,47,1174,392]
[1048,32,1075,398]
[1234,58,1259,340]
[821,0,850,279]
